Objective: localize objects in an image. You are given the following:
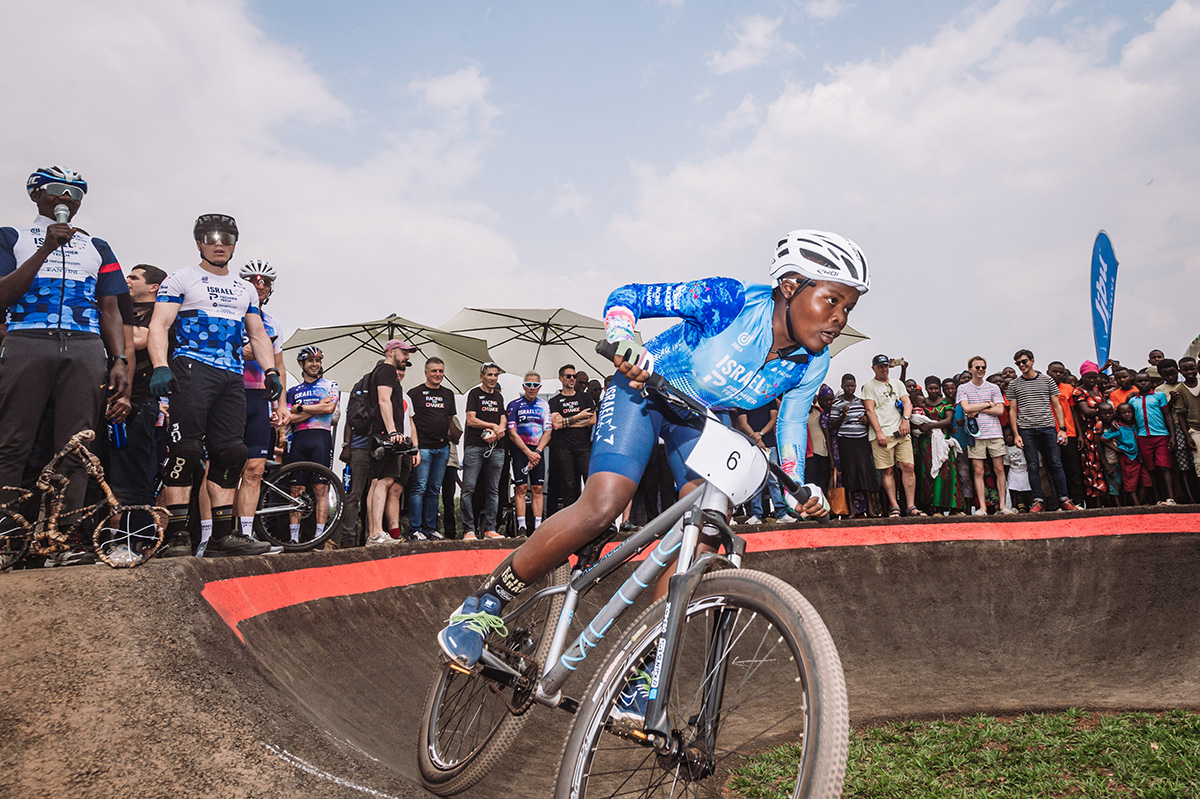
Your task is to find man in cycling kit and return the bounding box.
[0,166,129,514]
[439,230,871,707]
[285,346,339,542]
[235,260,287,542]
[506,373,553,535]
[149,214,283,558]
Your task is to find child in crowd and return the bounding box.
[1094,402,1123,505]
[1101,402,1144,506]
[1129,372,1178,505]
[1003,426,1032,512]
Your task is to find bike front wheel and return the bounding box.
[418,563,570,796]
[557,569,849,799]
[254,461,345,551]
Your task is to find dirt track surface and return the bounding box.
[2,508,1199,799]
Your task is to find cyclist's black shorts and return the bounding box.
[287,428,334,471]
[244,388,272,459]
[510,447,546,487]
[168,357,246,451]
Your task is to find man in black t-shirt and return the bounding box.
[460,361,507,540]
[407,357,457,538]
[365,339,418,545]
[108,264,168,507]
[547,363,597,515]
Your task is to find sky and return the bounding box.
[2,0,1197,390]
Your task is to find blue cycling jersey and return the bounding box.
[157,264,260,375]
[604,278,829,482]
[0,216,128,334]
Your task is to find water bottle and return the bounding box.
[108,420,127,450]
[343,464,352,493]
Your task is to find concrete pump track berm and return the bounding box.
[2,507,1199,798]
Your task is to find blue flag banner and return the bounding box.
[1091,230,1119,367]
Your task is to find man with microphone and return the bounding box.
[0,167,128,552]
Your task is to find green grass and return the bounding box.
[727,709,1200,798]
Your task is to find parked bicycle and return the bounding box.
[0,430,166,569]
[252,458,346,552]
[417,345,849,798]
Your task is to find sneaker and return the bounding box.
[1030,499,1044,513]
[250,533,284,554]
[775,513,789,522]
[1158,498,1178,506]
[366,532,391,546]
[620,521,639,533]
[998,506,1018,515]
[427,530,446,541]
[157,535,193,558]
[744,515,762,525]
[1059,499,1081,512]
[609,665,653,728]
[972,507,988,517]
[482,530,503,539]
[462,531,478,541]
[410,530,429,541]
[204,533,271,558]
[42,550,98,567]
[438,594,507,668]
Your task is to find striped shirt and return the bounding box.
[1005,372,1059,429]
[956,381,1004,439]
[830,395,869,438]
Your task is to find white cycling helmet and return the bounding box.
[239,260,277,281]
[769,230,869,295]
[239,260,276,302]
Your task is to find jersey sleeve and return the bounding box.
[0,228,18,276]
[774,350,830,484]
[157,270,186,304]
[506,400,518,429]
[90,238,128,298]
[602,277,746,342]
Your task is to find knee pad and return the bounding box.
[163,440,205,487]
[209,443,249,489]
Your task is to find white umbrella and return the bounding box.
[442,307,642,378]
[282,314,493,393]
[830,324,869,358]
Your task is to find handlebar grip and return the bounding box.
[596,339,619,360]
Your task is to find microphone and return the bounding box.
[54,204,70,224]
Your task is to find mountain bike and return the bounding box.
[0,430,166,569]
[252,458,346,552]
[417,345,849,798]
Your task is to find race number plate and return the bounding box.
[685,416,768,506]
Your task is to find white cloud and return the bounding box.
[611,0,1200,377]
[800,0,852,22]
[707,15,792,74]
[0,0,520,334]
[551,182,593,220]
[705,95,763,138]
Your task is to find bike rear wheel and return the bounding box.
[418,563,570,796]
[556,569,848,799]
[254,461,345,551]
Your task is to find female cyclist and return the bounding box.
[439,229,870,671]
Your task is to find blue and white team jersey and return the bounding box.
[244,310,283,389]
[603,278,830,482]
[287,377,340,432]
[157,265,260,375]
[506,396,552,448]
[0,216,128,334]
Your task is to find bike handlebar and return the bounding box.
[595,340,813,508]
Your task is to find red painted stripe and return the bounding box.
[201,513,1200,640]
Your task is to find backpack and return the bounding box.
[346,370,376,435]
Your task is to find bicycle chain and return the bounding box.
[480,638,541,716]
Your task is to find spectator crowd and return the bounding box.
[2,165,1197,565]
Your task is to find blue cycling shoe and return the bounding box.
[609,664,653,728]
[438,594,508,668]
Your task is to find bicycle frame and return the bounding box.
[482,477,746,750]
